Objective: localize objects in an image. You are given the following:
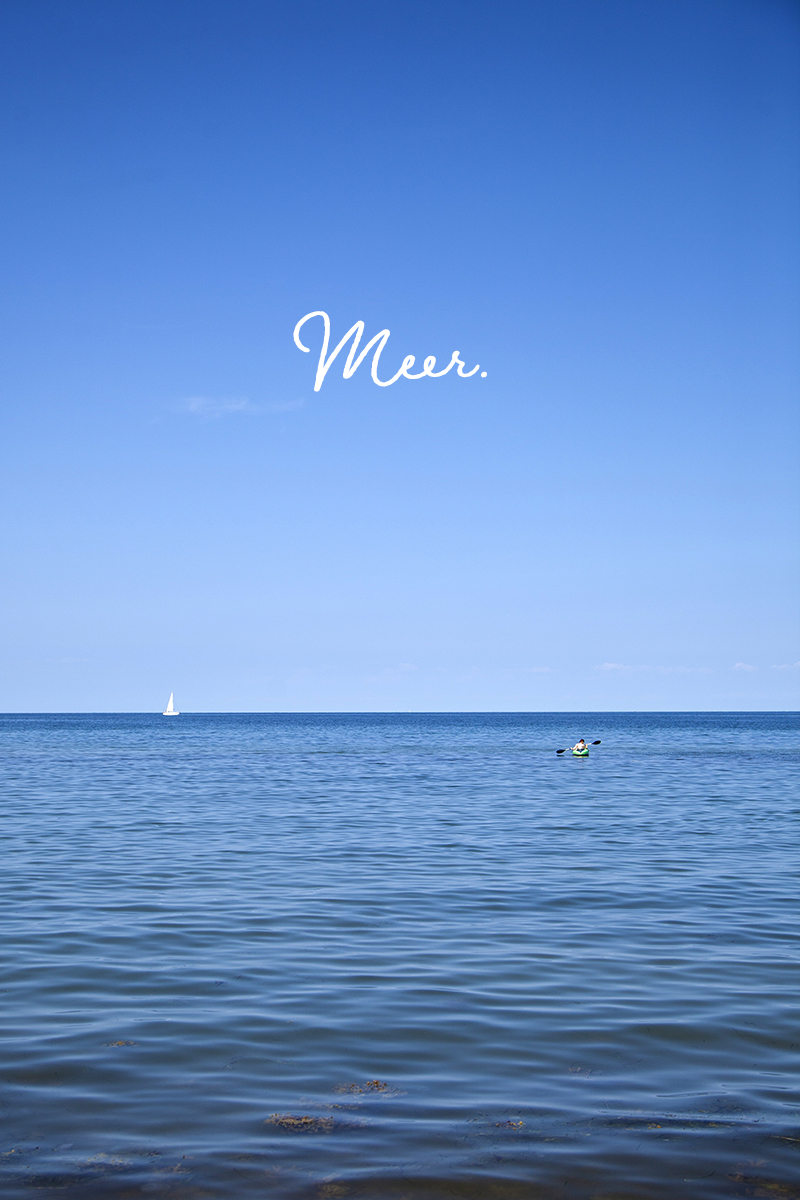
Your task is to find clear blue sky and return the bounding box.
[1,0,798,712]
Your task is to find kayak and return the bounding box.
[572,749,589,757]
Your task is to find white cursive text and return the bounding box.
[293,311,486,391]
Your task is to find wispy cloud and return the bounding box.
[658,666,712,675]
[180,396,304,419]
[733,662,756,672]
[503,666,553,675]
[772,661,800,670]
[595,663,711,674]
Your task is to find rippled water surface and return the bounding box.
[1,712,798,1200]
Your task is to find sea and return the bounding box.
[1,712,798,1200]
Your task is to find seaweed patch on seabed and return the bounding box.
[265,1114,338,1134]
[264,1111,373,1135]
[264,1082,403,1135]
[728,1173,800,1199]
[0,1149,200,1199]
[462,1113,551,1141]
[332,1079,401,1095]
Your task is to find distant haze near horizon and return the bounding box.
[1,0,798,713]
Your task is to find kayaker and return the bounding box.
[571,739,588,752]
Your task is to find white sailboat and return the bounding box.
[162,692,180,716]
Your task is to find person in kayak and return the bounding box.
[571,739,588,752]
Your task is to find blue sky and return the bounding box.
[1,0,798,712]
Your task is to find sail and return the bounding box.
[165,693,174,712]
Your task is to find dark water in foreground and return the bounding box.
[1,712,798,1200]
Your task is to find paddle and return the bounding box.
[556,740,601,755]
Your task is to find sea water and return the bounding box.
[1,712,798,1200]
